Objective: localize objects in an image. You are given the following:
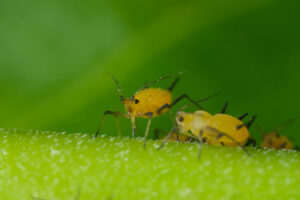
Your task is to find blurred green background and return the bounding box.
[0,0,299,144]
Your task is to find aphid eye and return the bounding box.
[178,116,184,122]
[134,99,140,104]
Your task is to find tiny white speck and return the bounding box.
[2,150,8,156]
[50,148,60,157]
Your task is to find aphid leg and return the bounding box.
[131,115,136,137]
[158,126,178,149]
[94,111,129,138]
[238,113,248,120]
[171,94,203,109]
[168,108,180,142]
[168,77,180,91]
[156,94,200,141]
[143,112,153,149]
[236,115,257,130]
[157,95,202,114]
[115,117,121,136]
[279,142,287,149]
[179,93,220,111]
[154,128,172,140]
[156,103,170,114]
[244,138,256,147]
[197,130,204,160]
[204,126,250,155]
[221,102,228,113]
[154,128,163,140]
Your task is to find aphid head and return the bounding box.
[109,74,141,114]
[176,111,194,133]
[191,110,212,130]
[175,94,218,133]
[110,72,184,114]
[123,97,140,114]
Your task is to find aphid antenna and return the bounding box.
[273,116,299,133]
[168,77,180,92]
[132,71,186,99]
[177,93,220,112]
[108,73,124,102]
[157,125,179,150]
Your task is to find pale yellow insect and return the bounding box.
[159,101,256,159]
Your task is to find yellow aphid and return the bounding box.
[176,111,254,147]
[123,88,172,118]
[94,72,203,148]
[159,101,256,159]
[260,118,296,150]
[261,133,293,150]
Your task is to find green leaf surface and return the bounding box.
[1,129,299,200]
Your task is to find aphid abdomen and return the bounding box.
[209,114,250,146]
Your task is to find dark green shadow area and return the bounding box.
[0,0,299,145]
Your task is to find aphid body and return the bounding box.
[176,110,251,147]
[260,118,297,150]
[158,101,256,159]
[95,72,202,148]
[261,133,293,150]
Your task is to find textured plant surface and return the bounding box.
[1,129,299,200]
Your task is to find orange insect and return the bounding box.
[159,101,256,159]
[260,118,297,150]
[94,72,202,148]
